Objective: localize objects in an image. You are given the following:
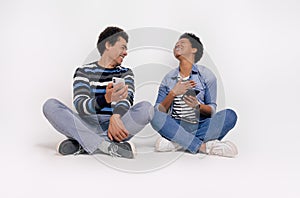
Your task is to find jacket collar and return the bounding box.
[171,64,198,80]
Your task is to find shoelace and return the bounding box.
[73,146,85,156]
[207,141,217,155]
[208,141,227,156]
[108,144,121,158]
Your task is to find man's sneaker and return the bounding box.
[205,140,238,158]
[155,137,183,152]
[57,139,87,155]
[107,141,136,159]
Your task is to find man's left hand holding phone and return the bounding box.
[106,77,129,142]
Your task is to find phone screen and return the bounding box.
[183,89,200,98]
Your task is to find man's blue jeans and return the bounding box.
[43,98,154,153]
[150,108,237,153]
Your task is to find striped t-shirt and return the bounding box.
[73,61,134,116]
[171,76,198,123]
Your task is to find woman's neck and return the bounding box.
[179,59,193,78]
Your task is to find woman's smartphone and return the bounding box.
[182,89,200,98]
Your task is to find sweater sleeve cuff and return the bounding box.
[112,105,129,117]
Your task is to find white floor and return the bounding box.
[1,113,299,198]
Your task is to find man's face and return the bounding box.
[107,36,128,66]
[173,38,195,61]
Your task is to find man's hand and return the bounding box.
[105,83,128,103]
[112,83,128,102]
[105,83,114,103]
[171,80,196,96]
[108,114,129,142]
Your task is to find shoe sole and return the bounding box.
[56,139,79,156]
[155,138,163,152]
[56,140,65,156]
[127,141,137,158]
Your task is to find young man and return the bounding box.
[43,26,153,159]
[150,33,238,157]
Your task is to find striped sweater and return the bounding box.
[171,76,198,123]
[73,61,134,116]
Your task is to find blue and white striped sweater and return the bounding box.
[73,61,135,116]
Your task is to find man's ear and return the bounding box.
[192,48,198,54]
[105,41,111,51]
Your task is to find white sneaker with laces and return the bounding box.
[205,140,238,157]
[155,137,183,152]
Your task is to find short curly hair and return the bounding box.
[97,26,129,55]
[179,33,204,63]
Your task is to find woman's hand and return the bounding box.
[171,80,196,96]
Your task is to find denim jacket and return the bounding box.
[155,64,217,117]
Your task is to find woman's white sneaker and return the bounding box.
[205,140,238,157]
[155,137,183,152]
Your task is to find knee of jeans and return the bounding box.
[226,109,237,127]
[136,101,154,121]
[42,98,60,117]
[150,110,164,131]
[150,113,178,139]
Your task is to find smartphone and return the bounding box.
[112,77,125,86]
[182,89,200,98]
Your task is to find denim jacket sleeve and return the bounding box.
[155,74,169,106]
[154,69,178,113]
[197,65,217,115]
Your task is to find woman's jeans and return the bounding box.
[150,108,237,153]
[43,98,154,153]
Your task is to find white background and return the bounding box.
[1,0,299,197]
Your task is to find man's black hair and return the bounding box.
[97,26,128,55]
[179,33,204,63]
